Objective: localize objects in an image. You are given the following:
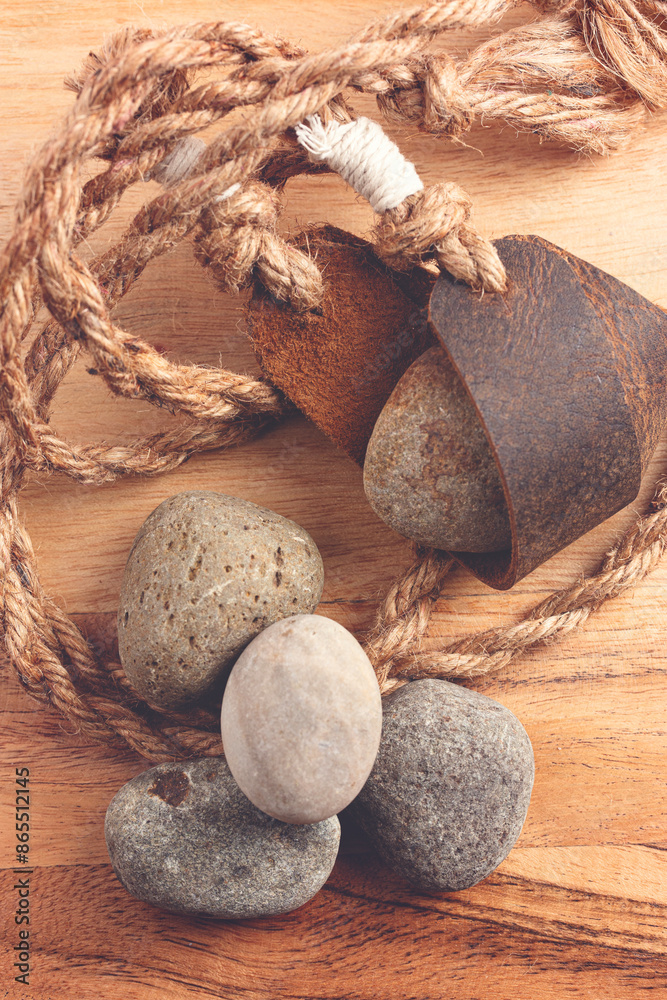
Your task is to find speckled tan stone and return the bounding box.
[118,492,324,709]
[363,345,511,552]
[221,614,382,824]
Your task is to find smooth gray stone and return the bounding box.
[350,679,534,891]
[363,345,511,552]
[105,758,340,919]
[118,491,324,709]
[221,614,382,825]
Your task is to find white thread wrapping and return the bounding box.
[213,183,241,203]
[294,114,423,213]
[150,135,206,186]
[148,136,241,204]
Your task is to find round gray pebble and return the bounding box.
[363,345,511,552]
[104,758,340,919]
[221,614,383,825]
[118,491,324,709]
[349,678,534,891]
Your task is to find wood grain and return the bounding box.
[2,1,667,997]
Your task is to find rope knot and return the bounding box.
[375,182,471,264]
[375,54,472,138]
[374,182,507,293]
[205,181,278,229]
[196,181,323,312]
[422,55,473,135]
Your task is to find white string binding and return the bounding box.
[150,136,207,186]
[148,135,241,203]
[294,114,424,214]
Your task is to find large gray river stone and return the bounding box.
[105,758,340,919]
[350,679,534,890]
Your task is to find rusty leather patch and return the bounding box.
[246,226,436,465]
[428,235,666,589]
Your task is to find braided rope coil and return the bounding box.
[1,1,667,760]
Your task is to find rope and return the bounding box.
[1,2,667,760]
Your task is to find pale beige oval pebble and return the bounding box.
[220,614,382,824]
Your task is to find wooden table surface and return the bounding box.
[1,2,667,997]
